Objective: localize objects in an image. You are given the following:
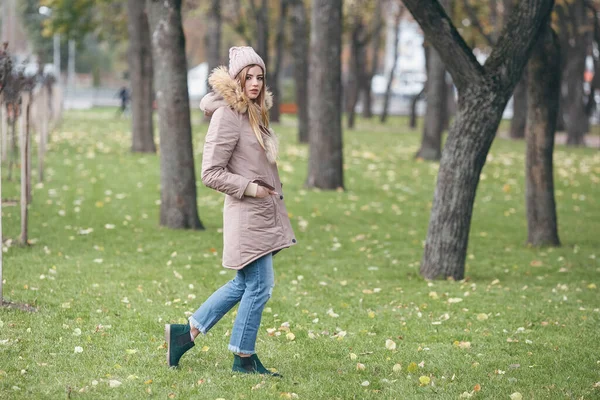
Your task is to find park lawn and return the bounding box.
[0,108,598,400]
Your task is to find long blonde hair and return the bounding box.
[237,65,272,151]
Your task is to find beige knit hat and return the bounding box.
[228,46,266,79]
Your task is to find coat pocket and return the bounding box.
[244,195,276,230]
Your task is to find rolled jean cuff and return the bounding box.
[188,316,208,335]
[228,344,254,355]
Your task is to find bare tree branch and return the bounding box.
[403,0,484,92]
[483,0,555,89]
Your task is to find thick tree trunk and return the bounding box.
[381,7,402,124]
[307,0,343,189]
[416,46,446,160]
[347,16,367,130]
[0,105,6,162]
[289,0,309,143]
[269,0,288,123]
[147,0,203,230]
[362,0,383,119]
[127,0,156,153]
[403,0,555,280]
[509,72,527,139]
[525,24,560,247]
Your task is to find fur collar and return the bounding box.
[201,66,273,115]
[200,66,278,164]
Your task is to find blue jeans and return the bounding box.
[189,253,274,355]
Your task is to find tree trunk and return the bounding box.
[127,0,156,153]
[205,0,221,93]
[416,47,446,160]
[409,87,425,128]
[0,104,6,162]
[38,87,48,182]
[269,0,289,123]
[557,0,589,146]
[362,0,383,119]
[307,0,343,189]
[509,72,527,139]
[289,0,309,143]
[381,7,402,124]
[525,24,560,247]
[347,15,367,130]
[20,95,31,245]
[147,0,204,230]
[403,0,555,280]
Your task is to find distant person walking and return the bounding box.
[164,47,297,376]
[116,86,130,116]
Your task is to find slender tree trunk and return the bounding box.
[20,95,31,245]
[270,0,289,123]
[509,72,527,139]
[525,24,560,247]
[205,0,221,92]
[7,112,16,181]
[409,87,425,128]
[1,104,6,162]
[307,0,343,189]
[416,47,446,160]
[402,0,555,280]
[289,0,309,143]
[564,55,587,145]
[128,0,156,153]
[204,0,221,123]
[416,0,450,160]
[381,7,402,124]
[147,0,203,230]
[38,86,48,182]
[347,16,367,130]
[362,0,383,119]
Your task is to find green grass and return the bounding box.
[0,108,599,399]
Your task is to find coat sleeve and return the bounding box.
[201,107,252,199]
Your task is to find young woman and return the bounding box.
[164,47,296,376]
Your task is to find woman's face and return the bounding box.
[243,65,264,100]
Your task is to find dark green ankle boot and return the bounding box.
[232,354,282,377]
[165,324,194,368]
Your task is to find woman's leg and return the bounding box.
[189,270,247,336]
[228,253,274,355]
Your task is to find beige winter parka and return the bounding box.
[199,67,296,270]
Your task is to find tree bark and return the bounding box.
[289,0,309,143]
[381,6,403,124]
[269,0,288,123]
[307,0,343,190]
[362,0,383,119]
[127,0,156,153]
[403,0,555,280]
[525,24,560,247]
[147,0,203,230]
[509,72,527,139]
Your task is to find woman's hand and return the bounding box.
[256,186,278,198]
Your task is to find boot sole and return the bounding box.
[165,324,172,367]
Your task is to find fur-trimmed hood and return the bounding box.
[200,66,278,164]
[200,66,273,116]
